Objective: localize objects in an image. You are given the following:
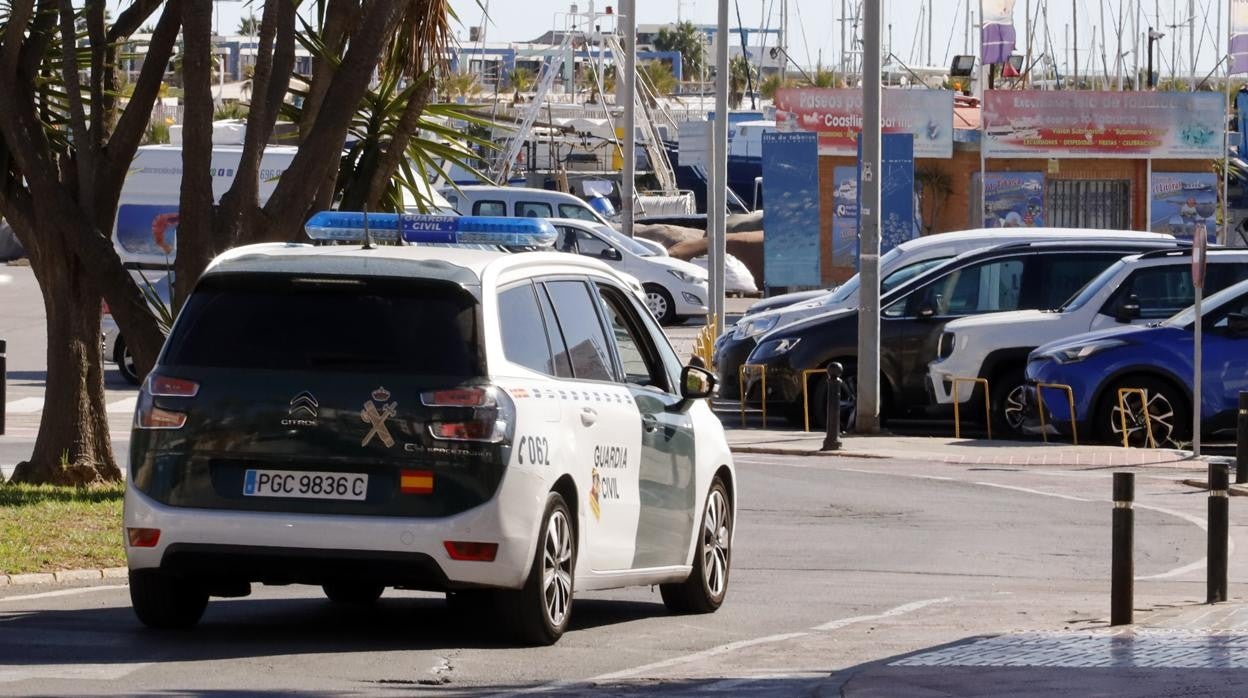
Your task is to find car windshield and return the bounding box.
[593,224,657,257]
[1059,260,1126,312]
[163,273,482,375]
[828,250,951,302]
[1164,280,1248,328]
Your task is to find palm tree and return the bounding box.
[237,14,260,36]
[654,21,706,80]
[508,66,534,103]
[803,65,839,88]
[729,55,755,108]
[639,61,678,96]
[759,73,796,100]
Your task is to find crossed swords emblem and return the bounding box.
[360,395,398,447]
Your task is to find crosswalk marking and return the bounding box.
[4,397,136,415]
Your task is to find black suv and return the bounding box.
[740,239,1187,426]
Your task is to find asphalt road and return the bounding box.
[0,452,1231,695]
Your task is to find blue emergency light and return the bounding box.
[304,211,558,247]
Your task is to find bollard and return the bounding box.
[0,338,6,436]
[1111,472,1134,626]
[1237,392,1248,485]
[1208,463,1229,604]
[822,362,843,451]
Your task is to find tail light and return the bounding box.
[134,373,198,430]
[422,385,512,443]
[444,541,498,562]
[101,300,110,316]
[127,528,161,547]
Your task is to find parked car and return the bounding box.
[740,239,1185,427]
[550,218,708,325]
[928,248,1248,435]
[439,185,612,226]
[103,273,172,385]
[715,228,1177,399]
[1023,278,1248,446]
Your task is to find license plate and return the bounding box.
[243,469,368,501]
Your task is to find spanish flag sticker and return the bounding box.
[400,469,434,495]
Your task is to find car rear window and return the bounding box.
[163,273,482,376]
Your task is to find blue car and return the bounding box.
[1024,279,1248,446]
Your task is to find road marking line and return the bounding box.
[590,632,812,682]
[3,397,44,413]
[0,274,11,284]
[106,397,137,413]
[0,584,127,603]
[813,596,952,631]
[0,663,152,683]
[971,480,1092,503]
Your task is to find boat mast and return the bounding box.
[1188,0,1195,91]
[1072,0,1078,86]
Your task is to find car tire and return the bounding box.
[499,492,575,645]
[321,582,385,605]
[1096,376,1189,447]
[990,367,1028,438]
[661,478,732,614]
[644,284,677,326]
[129,569,209,630]
[802,362,860,431]
[114,338,141,386]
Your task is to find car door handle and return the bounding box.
[580,407,598,426]
[641,414,658,432]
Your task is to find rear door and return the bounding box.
[539,278,643,572]
[592,281,696,569]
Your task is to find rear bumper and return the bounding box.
[123,468,547,591]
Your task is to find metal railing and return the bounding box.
[1036,382,1078,445]
[800,368,829,432]
[951,377,992,440]
[738,364,767,428]
[1116,388,1156,449]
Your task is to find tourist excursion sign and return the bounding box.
[982,90,1224,159]
[774,88,954,159]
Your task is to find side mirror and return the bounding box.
[1115,293,1142,323]
[600,247,623,261]
[679,365,717,401]
[917,292,943,319]
[1228,312,1248,338]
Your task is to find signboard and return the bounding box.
[678,120,712,170]
[831,166,859,270]
[983,90,1224,159]
[116,204,179,259]
[1149,172,1219,241]
[982,172,1046,227]
[879,134,917,253]
[774,88,954,158]
[761,131,822,287]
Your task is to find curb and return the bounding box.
[730,445,887,459]
[0,567,127,588]
[1179,479,1248,496]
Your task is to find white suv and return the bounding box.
[928,248,1248,435]
[124,213,736,645]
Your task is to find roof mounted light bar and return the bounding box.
[304,212,558,247]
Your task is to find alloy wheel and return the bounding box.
[1109,390,1176,447]
[542,510,574,627]
[701,488,730,598]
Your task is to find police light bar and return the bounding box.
[305,212,558,247]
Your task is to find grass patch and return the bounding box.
[0,483,125,575]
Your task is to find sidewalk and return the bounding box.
[727,427,1235,469]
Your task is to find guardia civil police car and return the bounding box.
[124,212,736,645]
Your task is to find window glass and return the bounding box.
[472,200,506,216]
[1117,266,1197,319]
[164,274,481,376]
[1038,256,1117,309]
[543,280,614,381]
[516,201,553,218]
[572,229,611,257]
[497,283,556,375]
[558,203,599,221]
[922,259,1025,316]
[535,284,573,378]
[597,285,666,389]
[881,257,950,293]
[1062,260,1126,312]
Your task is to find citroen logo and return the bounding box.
[283,391,319,426]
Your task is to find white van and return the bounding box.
[439,185,611,226]
[116,144,455,268]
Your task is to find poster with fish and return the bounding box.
[761,131,822,288]
[1150,172,1218,243]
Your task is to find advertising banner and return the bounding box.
[761,131,822,288]
[982,173,1046,227]
[983,90,1224,159]
[831,166,859,270]
[879,133,917,254]
[1150,172,1219,243]
[116,204,179,259]
[1232,0,1248,74]
[774,88,954,158]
